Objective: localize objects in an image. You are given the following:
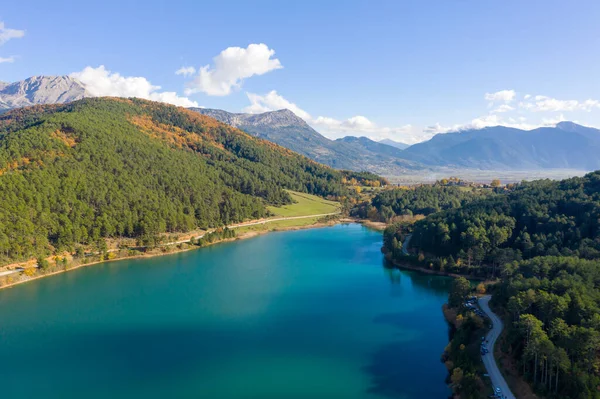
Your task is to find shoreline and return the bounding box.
[340,217,388,231]
[386,255,489,281]
[0,218,346,292]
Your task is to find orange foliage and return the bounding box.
[51,129,78,147]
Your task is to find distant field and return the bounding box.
[267,191,340,217]
[386,168,589,185]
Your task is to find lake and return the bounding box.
[0,224,451,398]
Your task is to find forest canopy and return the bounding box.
[0,98,355,264]
[383,173,600,277]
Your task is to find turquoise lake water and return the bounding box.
[0,224,451,398]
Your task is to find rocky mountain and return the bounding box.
[191,108,422,175]
[401,122,600,170]
[379,138,410,150]
[0,76,89,112]
[3,75,598,173]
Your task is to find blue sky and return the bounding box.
[1,0,600,143]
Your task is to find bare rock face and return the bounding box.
[191,108,309,129]
[0,76,90,111]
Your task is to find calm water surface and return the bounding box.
[0,224,451,398]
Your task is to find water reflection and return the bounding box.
[364,259,453,398]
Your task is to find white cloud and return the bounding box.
[313,115,375,130]
[175,66,196,77]
[243,90,423,142]
[424,113,569,136]
[71,65,199,107]
[240,88,598,145]
[491,104,515,113]
[0,22,24,64]
[0,22,24,46]
[484,89,516,103]
[184,43,282,96]
[520,95,600,112]
[243,90,311,120]
[542,114,567,125]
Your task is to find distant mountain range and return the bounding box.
[401,122,600,170]
[2,75,600,173]
[191,108,422,175]
[379,138,410,150]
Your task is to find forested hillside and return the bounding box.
[353,185,488,221]
[379,173,600,397]
[494,256,600,397]
[383,173,600,277]
[0,98,351,264]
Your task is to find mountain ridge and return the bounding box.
[0,76,89,112]
[402,123,600,170]
[2,74,600,173]
[379,138,410,150]
[192,107,423,175]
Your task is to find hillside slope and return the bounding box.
[191,108,422,175]
[0,98,350,263]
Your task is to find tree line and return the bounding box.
[352,184,489,222]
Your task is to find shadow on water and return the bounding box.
[382,258,452,296]
[361,260,453,399]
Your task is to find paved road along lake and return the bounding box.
[0,224,452,398]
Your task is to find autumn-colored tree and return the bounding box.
[476,283,486,295]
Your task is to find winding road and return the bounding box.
[401,234,412,255]
[0,268,23,278]
[162,211,341,246]
[479,295,516,399]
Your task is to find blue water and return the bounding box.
[0,224,451,398]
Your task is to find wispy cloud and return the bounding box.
[182,44,282,96]
[519,95,600,112]
[175,66,196,77]
[0,21,25,64]
[484,89,516,104]
[0,22,24,45]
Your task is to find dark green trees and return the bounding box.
[449,277,471,308]
[495,256,600,397]
[0,98,354,264]
[383,172,600,277]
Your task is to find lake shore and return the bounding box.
[385,253,489,281]
[0,217,345,292]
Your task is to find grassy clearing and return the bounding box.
[235,216,322,235]
[267,191,340,217]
